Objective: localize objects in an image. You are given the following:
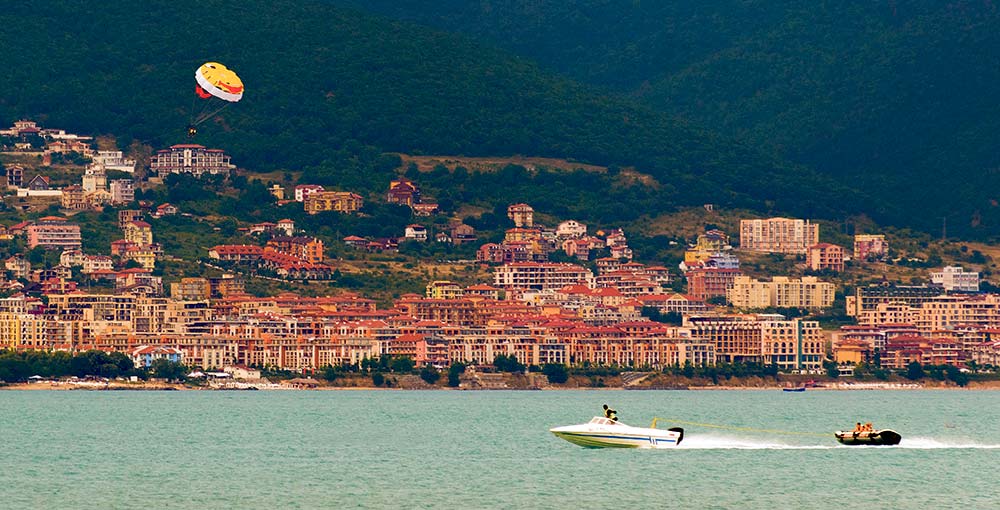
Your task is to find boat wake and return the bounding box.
[895,437,1000,449]
[675,434,831,450]
[667,434,1000,450]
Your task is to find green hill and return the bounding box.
[0,0,859,225]
[332,0,1000,238]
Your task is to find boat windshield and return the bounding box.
[589,417,620,426]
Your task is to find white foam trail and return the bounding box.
[674,434,833,450]
[662,434,1000,450]
[896,437,1000,449]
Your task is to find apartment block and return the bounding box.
[806,243,845,272]
[727,276,835,309]
[686,268,743,301]
[930,266,979,292]
[493,262,594,291]
[739,218,818,254]
[27,217,81,249]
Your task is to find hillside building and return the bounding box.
[806,243,845,272]
[686,268,743,301]
[493,262,594,291]
[853,234,888,261]
[507,203,534,227]
[150,144,233,177]
[303,191,363,214]
[110,179,134,205]
[739,218,818,254]
[387,178,420,206]
[930,266,979,292]
[727,276,835,310]
[26,217,81,249]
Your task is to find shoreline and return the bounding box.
[4,380,999,391]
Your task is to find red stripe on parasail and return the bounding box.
[195,85,212,99]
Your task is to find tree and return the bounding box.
[905,361,925,381]
[641,307,682,325]
[447,362,466,387]
[707,296,727,306]
[542,363,569,384]
[390,356,415,374]
[944,365,970,387]
[150,359,187,382]
[763,363,779,379]
[493,354,524,373]
[682,360,695,378]
[824,360,840,379]
[322,365,341,382]
[419,366,440,385]
[371,372,385,387]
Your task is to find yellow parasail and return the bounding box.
[195,62,244,102]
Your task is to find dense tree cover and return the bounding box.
[664,361,780,384]
[0,0,855,228]
[541,363,569,384]
[336,1,1000,238]
[641,307,683,326]
[0,349,136,382]
[419,366,441,385]
[447,362,465,387]
[149,358,187,382]
[492,354,525,373]
[903,361,970,386]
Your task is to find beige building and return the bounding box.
[728,276,835,309]
[684,314,823,370]
[507,203,534,227]
[740,218,819,254]
[171,278,212,301]
[303,191,363,214]
[806,243,845,272]
[493,262,595,291]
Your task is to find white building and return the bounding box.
[92,151,136,173]
[150,144,234,177]
[404,224,428,242]
[556,220,587,239]
[931,266,980,292]
[294,185,325,202]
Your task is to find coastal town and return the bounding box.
[1,119,998,388]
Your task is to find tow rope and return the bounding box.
[652,417,830,438]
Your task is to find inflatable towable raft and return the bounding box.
[834,429,902,446]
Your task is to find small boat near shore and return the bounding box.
[834,429,902,446]
[782,387,806,392]
[550,417,684,448]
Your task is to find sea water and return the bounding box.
[2,390,998,509]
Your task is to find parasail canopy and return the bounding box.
[195,62,244,102]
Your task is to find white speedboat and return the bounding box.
[550,417,684,448]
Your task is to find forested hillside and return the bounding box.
[0,0,859,225]
[333,0,1000,238]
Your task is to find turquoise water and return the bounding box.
[2,390,998,509]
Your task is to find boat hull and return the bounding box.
[550,419,683,449]
[835,429,902,446]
